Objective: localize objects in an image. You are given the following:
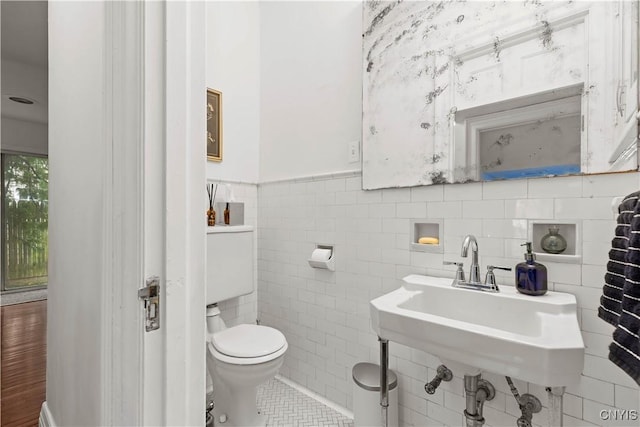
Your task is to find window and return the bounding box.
[453,84,583,181]
[1,153,48,291]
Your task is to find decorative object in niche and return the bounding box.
[207,88,222,162]
[362,1,638,189]
[540,226,567,254]
[530,220,580,264]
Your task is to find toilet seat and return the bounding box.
[209,324,288,366]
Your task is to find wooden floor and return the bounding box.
[1,300,47,427]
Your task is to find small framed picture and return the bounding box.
[207,88,222,162]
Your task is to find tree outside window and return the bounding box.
[2,153,48,291]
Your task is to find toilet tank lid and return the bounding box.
[212,324,286,358]
[207,225,253,234]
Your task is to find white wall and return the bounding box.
[1,58,48,155]
[254,1,640,425]
[1,116,47,155]
[1,58,48,124]
[47,2,104,425]
[259,1,362,182]
[205,1,262,328]
[206,1,260,184]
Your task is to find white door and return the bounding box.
[44,1,206,426]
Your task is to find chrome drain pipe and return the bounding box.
[464,374,480,424]
[464,374,495,427]
[379,337,389,427]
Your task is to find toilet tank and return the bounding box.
[206,225,254,305]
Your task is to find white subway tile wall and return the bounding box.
[257,171,640,426]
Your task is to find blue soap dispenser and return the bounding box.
[515,242,548,296]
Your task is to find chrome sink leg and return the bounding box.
[546,386,565,427]
[379,337,389,427]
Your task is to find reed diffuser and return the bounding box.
[207,184,217,226]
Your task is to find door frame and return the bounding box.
[102,1,207,425]
[41,1,206,425]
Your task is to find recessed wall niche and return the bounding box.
[410,219,443,253]
[530,220,581,264]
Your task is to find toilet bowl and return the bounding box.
[206,307,287,427]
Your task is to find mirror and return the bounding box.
[362,1,639,189]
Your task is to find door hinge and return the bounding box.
[138,276,160,332]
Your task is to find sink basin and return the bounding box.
[370,274,584,386]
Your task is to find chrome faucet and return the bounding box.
[461,235,481,284]
[444,235,511,292]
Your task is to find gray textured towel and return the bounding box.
[599,191,640,385]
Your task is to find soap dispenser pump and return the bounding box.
[515,242,548,296]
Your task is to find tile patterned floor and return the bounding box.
[256,378,354,427]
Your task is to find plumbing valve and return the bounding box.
[205,400,215,427]
[515,394,542,427]
[506,376,542,427]
[424,365,453,394]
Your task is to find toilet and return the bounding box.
[206,225,288,427]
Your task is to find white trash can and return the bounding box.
[352,362,399,427]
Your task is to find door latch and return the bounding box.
[138,277,160,332]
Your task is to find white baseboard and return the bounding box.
[39,401,56,427]
[275,375,354,419]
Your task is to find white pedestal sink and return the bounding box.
[370,274,584,387]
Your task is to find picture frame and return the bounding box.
[207,88,222,162]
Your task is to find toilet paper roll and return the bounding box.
[308,248,335,271]
[310,248,332,262]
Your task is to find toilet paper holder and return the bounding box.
[308,245,335,271]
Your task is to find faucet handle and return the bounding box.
[487,265,512,272]
[444,261,466,284]
[484,265,512,287]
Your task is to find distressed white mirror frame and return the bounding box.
[362,1,639,190]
